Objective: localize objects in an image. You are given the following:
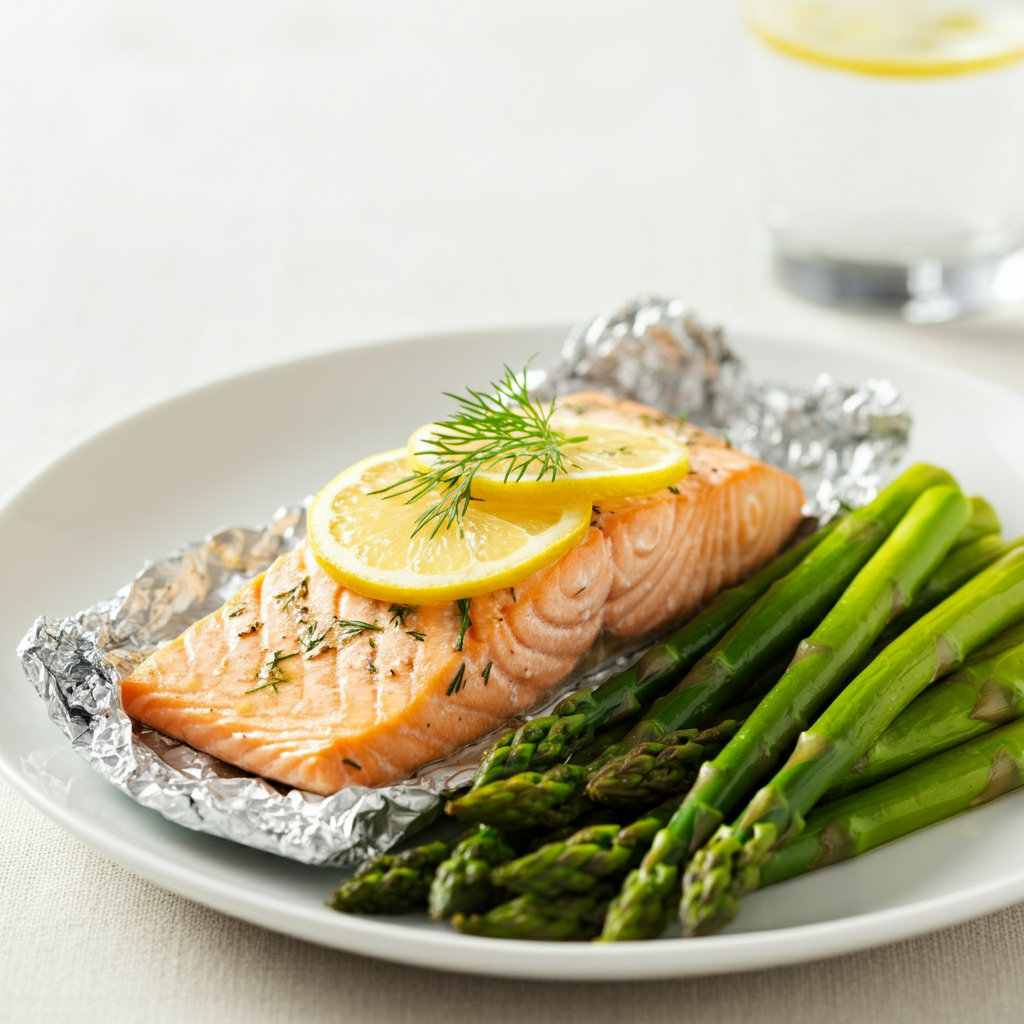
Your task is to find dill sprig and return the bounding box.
[298,621,331,654]
[455,598,472,652]
[246,650,301,694]
[337,619,384,643]
[446,663,467,696]
[371,362,587,538]
[273,577,309,611]
[388,604,414,627]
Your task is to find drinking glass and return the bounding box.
[745,0,1024,322]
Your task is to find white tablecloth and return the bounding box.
[4,3,1024,1020]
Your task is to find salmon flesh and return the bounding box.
[121,393,805,795]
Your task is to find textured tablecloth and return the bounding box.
[4,2,1024,1020]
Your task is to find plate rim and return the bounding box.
[4,322,1024,980]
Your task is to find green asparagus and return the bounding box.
[494,797,683,898]
[470,520,837,789]
[448,762,595,830]
[827,622,1024,799]
[680,543,1024,937]
[585,719,742,808]
[874,533,1023,652]
[762,717,1024,887]
[452,885,616,940]
[327,840,454,914]
[951,496,1000,549]
[428,826,516,920]
[599,485,970,940]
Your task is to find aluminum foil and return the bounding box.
[17,296,911,867]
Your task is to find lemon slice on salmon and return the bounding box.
[307,449,591,603]
[407,418,689,505]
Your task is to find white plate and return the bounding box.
[3,326,1024,980]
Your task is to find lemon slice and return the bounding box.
[747,0,1024,76]
[306,449,591,603]
[407,417,689,505]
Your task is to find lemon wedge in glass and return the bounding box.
[306,449,591,603]
[746,0,1024,77]
[407,417,689,505]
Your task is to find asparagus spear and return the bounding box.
[448,762,596,830]
[327,840,454,914]
[599,485,970,940]
[585,719,742,808]
[826,623,1024,799]
[761,716,1024,887]
[873,533,1023,652]
[951,496,1000,549]
[493,797,683,898]
[470,520,837,790]
[427,826,516,920]
[452,886,616,940]
[449,464,953,829]
[680,544,1024,937]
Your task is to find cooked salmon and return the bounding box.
[120,392,804,795]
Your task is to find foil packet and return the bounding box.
[17,296,911,867]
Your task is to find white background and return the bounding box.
[4,2,1024,1021]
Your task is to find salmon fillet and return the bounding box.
[121,392,804,795]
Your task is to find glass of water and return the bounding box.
[746,0,1024,322]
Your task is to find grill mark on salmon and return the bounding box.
[120,392,805,795]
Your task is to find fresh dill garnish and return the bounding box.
[342,758,362,770]
[446,663,467,696]
[679,411,690,424]
[337,619,384,643]
[668,485,680,495]
[367,661,378,674]
[481,661,492,686]
[456,598,472,652]
[227,606,245,618]
[246,650,301,694]
[273,577,309,611]
[388,604,414,627]
[369,362,588,538]
[406,630,426,642]
[298,621,331,654]
[236,620,263,638]
[368,637,376,649]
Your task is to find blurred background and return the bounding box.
[4,0,1024,505]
